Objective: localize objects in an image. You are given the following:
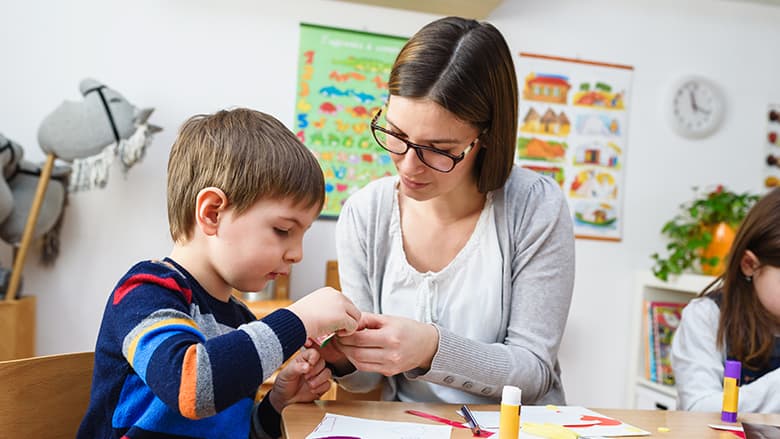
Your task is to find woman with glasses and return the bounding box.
[320,16,575,405]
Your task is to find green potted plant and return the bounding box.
[651,185,760,281]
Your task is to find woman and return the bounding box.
[672,187,780,412]
[325,16,575,404]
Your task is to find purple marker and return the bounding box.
[721,360,741,422]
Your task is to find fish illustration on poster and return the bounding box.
[294,23,407,218]
[516,53,633,241]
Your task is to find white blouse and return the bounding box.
[381,190,503,403]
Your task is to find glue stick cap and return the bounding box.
[724,360,741,379]
[502,385,522,405]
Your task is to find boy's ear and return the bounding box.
[740,250,760,277]
[195,187,228,236]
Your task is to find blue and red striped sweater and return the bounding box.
[78,258,306,439]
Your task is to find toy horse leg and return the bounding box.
[4,153,55,302]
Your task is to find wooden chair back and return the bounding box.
[0,351,94,438]
[325,260,341,290]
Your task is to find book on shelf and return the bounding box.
[644,300,687,385]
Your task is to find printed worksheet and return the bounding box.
[306,413,451,439]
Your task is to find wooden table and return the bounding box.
[282,400,780,438]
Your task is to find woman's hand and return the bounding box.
[335,312,439,376]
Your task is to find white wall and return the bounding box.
[2,0,779,409]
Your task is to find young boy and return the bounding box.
[78,108,361,439]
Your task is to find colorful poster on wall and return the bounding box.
[516,53,634,241]
[294,23,406,218]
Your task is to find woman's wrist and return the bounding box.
[418,323,440,370]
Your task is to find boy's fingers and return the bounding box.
[308,370,333,390]
[292,360,310,375]
[311,380,332,395]
[302,348,321,364]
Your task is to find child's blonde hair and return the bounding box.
[166,108,324,243]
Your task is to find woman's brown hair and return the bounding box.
[387,16,518,193]
[702,187,780,368]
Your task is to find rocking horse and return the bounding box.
[0,78,160,301]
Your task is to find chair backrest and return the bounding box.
[0,351,94,438]
[325,260,341,290]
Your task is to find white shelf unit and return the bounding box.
[626,270,716,410]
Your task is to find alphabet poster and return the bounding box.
[516,53,634,241]
[294,23,406,218]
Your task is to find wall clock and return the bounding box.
[668,76,725,139]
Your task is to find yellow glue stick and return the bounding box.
[499,385,522,439]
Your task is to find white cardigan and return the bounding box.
[334,165,576,404]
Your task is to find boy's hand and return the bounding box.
[287,287,361,338]
[304,337,356,377]
[268,349,332,413]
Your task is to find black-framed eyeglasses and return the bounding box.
[370,107,483,173]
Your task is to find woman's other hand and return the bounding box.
[335,312,439,376]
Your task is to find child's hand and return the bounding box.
[268,349,332,413]
[287,287,361,339]
[304,336,355,376]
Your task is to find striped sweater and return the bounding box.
[78,258,306,439]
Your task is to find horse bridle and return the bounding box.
[82,84,121,145]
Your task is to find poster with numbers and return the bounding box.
[294,23,407,218]
[516,53,634,241]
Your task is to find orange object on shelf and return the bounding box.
[700,222,736,276]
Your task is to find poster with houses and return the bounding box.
[516,53,633,241]
[294,23,406,218]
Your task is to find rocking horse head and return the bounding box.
[39,78,153,160]
[1,78,160,300]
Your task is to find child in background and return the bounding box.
[672,187,780,412]
[78,108,361,439]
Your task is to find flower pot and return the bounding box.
[700,222,736,276]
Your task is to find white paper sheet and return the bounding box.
[305,413,452,439]
[469,406,649,437]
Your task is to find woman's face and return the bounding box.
[383,96,482,201]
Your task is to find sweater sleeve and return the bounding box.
[111,263,305,419]
[672,297,780,412]
[410,176,575,403]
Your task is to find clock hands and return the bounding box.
[689,90,699,111]
[689,90,711,115]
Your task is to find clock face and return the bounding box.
[669,77,725,138]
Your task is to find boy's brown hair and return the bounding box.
[166,108,324,243]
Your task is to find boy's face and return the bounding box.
[212,197,320,294]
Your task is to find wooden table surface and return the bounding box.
[282,400,780,438]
